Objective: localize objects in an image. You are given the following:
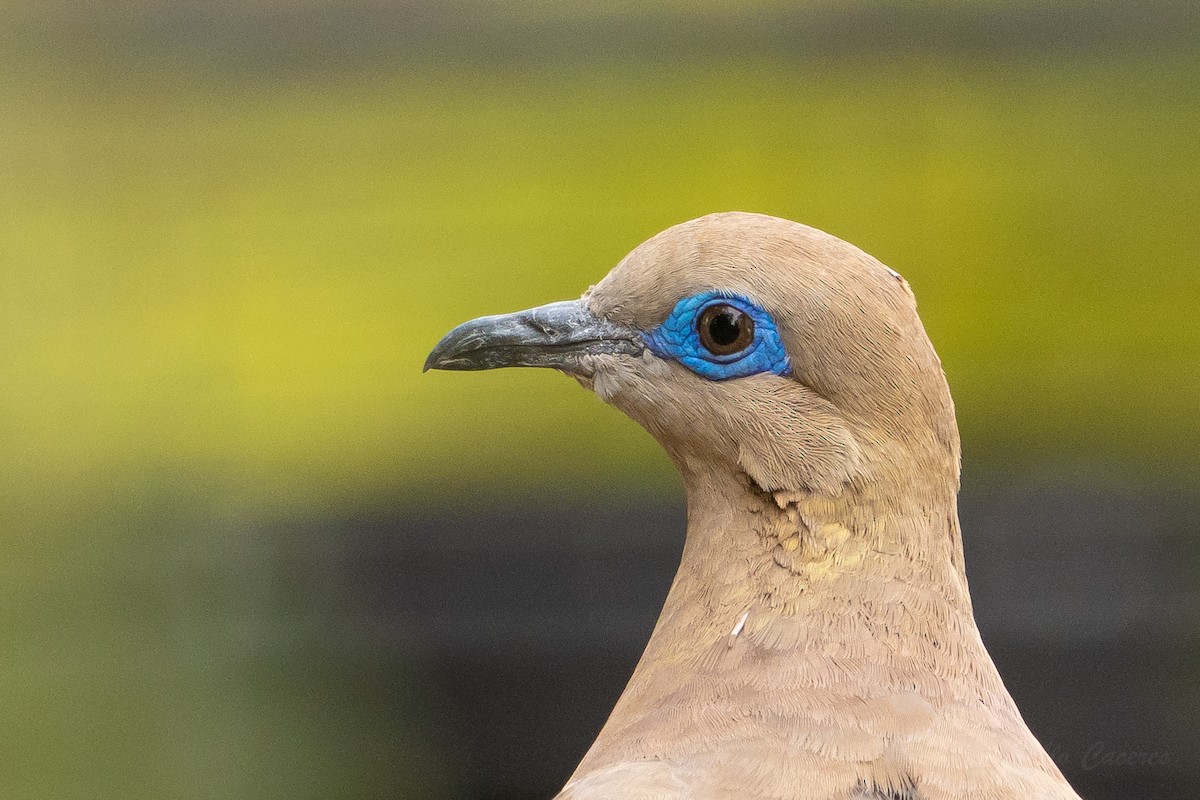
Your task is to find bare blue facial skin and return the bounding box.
[642,291,792,381]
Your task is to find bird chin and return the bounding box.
[575,350,678,409]
[569,353,628,402]
[570,370,597,392]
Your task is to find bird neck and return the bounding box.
[568,466,1068,796]
[572,467,1013,773]
[661,465,978,659]
[614,464,997,706]
[682,463,971,609]
[568,466,1019,780]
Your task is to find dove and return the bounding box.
[425,212,1082,800]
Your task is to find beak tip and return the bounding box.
[423,344,477,373]
[424,337,458,372]
[423,356,453,373]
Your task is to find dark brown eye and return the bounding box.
[697,304,754,356]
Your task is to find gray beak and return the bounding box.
[424,300,643,373]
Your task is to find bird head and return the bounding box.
[426,212,959,502]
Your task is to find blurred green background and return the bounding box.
[2,2,1198,799]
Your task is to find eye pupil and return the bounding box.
[709,311,740,346]
[698,304,754,356]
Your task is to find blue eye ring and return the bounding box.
[642,291,792,381]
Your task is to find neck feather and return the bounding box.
[570,466,1019,776]
[664,465,976,666]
